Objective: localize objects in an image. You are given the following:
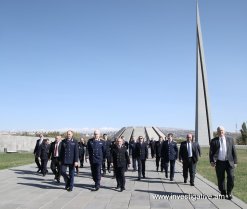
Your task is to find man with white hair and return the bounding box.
[210,126,238,200]
[86,130,106,191]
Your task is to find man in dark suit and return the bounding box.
[49,135,62,183]
[149,138,155,158]
[210,126,238,200]
[179,134,201,186]
[111,137,130,192]
[78,137,86,168]
[33,133,43,173]
[134,136,148,180]
[38,138,50,176]
[154,136,164,172]
[161,133,178,181]
[86,130,106,191]
[101,134,112,175]
[129,136,137,171]
[60,130,79,192]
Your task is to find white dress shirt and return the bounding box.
[218,137,227,161]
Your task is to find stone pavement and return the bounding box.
[0,158,246,209]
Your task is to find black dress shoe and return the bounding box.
[137,177,141,181]
[190,182,195,186]
[184,179,187,183]
[67,187,72,192]
[170,178,173,181]
[37,169,41,173]
[95,186,100,191]
[120,187,125,192]
[227,194,233,200]
[165,173,168,178]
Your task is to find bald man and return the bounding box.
[60,130,79,192]
[210,126,237,200]
[179,134,201,186]
[86,130,106,191]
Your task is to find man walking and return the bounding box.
[33,133,43,173]
[49,135,62,183]
[179,134,201,186]
[135,136,148,180]
[60,130,79,192]
[86,130,106,191]
[210,126,237,200]
[111,137,130,192]
[161,133,178,181]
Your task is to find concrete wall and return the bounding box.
[0,135,54,152]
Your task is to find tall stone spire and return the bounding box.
[195,1,213,145]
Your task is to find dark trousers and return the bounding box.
[216,160,235,194]
[79,154,84,167]
[41,159,48,175]
[61,164,75,190]
[50,157,61,180]
[137,158,146,178]
[151,148,155,158]
[102,157,111,173]
[164,160,175,179]
[182,158,196,183]
[132,157,137,170]
[156,157,164,171]
[35,156,41,170]
[116,166,126,189]
[91,163,102,187]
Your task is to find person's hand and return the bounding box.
[85,158,88,163]
[74,162,78,167]
[234,164,237,168]
[210,162,216,167]
[179,159,182,163]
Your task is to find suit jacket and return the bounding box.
[86,138,106,164]
[210,136,237,167]
[179,141,201,163]
[38,142,50,160]
[78,142,86,157]
[34,138,42,156]
[60,138,79,165]
[49,141,62,160]
[161,140,178,161]
[111,145,130,168]
[134,142,148,160]
[154,140,163,157]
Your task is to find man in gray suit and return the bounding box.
[210,126,238,200]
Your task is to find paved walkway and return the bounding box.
[0,158,246,209]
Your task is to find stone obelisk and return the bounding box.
[195,1,213,145]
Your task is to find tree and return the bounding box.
[240,122,247,145]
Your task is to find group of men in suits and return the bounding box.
[33,126,238,199]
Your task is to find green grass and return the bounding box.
[197,147,247,203]
[0,152,34,170]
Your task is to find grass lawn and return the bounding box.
[0,152,34,170]
[197,147,247,203]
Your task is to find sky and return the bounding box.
[0,0,246,132]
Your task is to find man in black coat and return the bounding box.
[49,135,62,183]
[86,130,106,191]
[78,137,86,168]
[134,136,148,180]
[154,137,164,172]
[210,126,238,200]
[129,136,137,171]
[149,138,155,158]
[33,133,43,172]
[101,134,112,175]
[161,133,178,181]
[111,137,130,192]
[60,130,79,192]
[179,134,201,186]
[38,138,50,176]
